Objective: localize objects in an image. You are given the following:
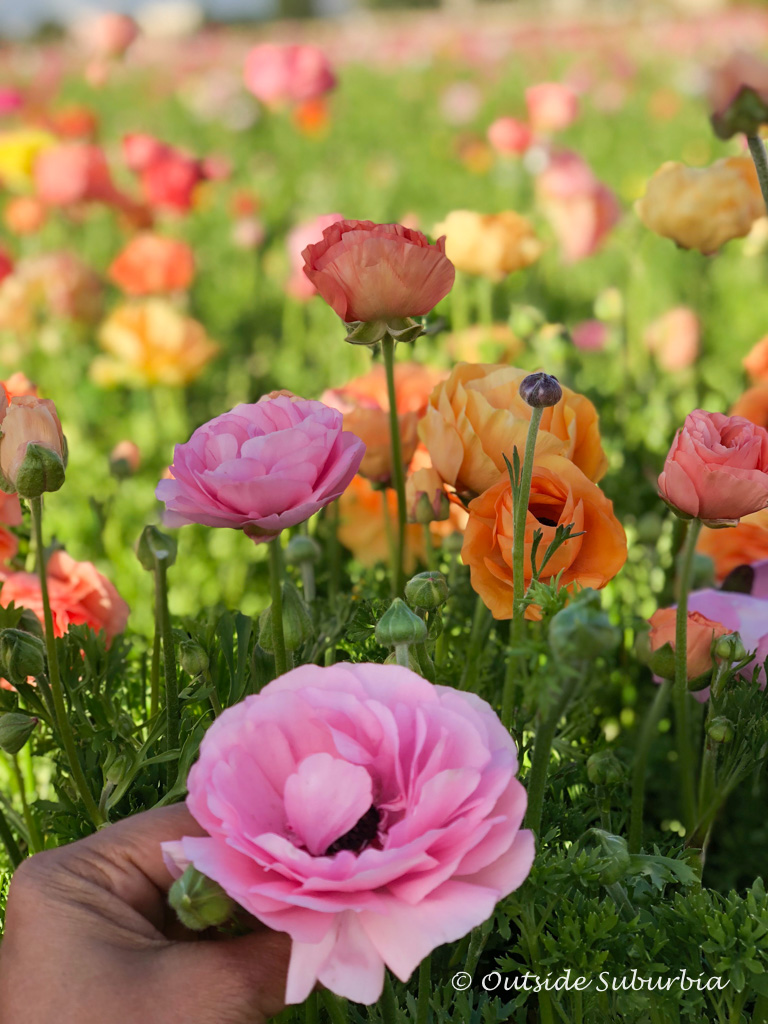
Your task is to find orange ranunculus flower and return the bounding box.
[730,383,768,429]
[636,156,763,255]
[419,363,608,498]
[4,196,47,236]
[461,454,626,619]
[743,338,768,383]
[321,363,446,484]
[445,324,523,365]
[698,507,768,580]
[433,210,542,281]
[108,234,195,296]
[91,300,218,388]
[648,607,731,681]
[3,373,37,399]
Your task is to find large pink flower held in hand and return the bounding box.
[156,395,365,542]
[162,663,534,1004]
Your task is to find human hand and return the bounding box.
[0,804,290,1024]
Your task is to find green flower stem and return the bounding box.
[381,489,398,596]
[502,406,544,727]
[382,334,407,596]
[747,136,768,212]
[0,803,21,867]
[415,641,436,683]
[11,753,42,854]
[29,497,104,828]
[673,519,702,835]
[154,559,180,764]
[416,954,431,1024]
[394,643,410,668]
[524,674,579,835]
[204,668,223,718]
[149,622,161,720]
[423,524,437,572]
[628,679,672,854]
[327,500,340,610]
[459,594,490,690]
[304,992,319,1024]
[300,561,316,604]
[268,539,287,677]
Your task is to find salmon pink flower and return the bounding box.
[156,395,365,543]
[525,82,580,134]
[487,117,533,156]
[644,307,700,372]
[33,143,121,207]
[658,410,768,526]
[536,151,620,263]
[244,44,336,108]
[302,220,455,329]
[108,234,195,295]
[162,662,534,1004]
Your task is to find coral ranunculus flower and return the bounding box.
[636,157,763,254]
[243,44,336,108]
[433,210,541,281]
[644,307,700,372]
[108,234,195,296]
[0,550,129,640]
[419,363,608,498]
[33,143,121,207]
[731,383,768,430]
[92,300,218,388]
[658,410,768,526]
[156,395,365,543]
[461,454,627,619]
[743,337,768,382]
[162,662,534,1004]
[525,82,580,134]
[648,607,730,682]
[322,363,446,484]
[698,507,768,580]
[0,395,65,494]
[487,117,533,156]
[535,151,620,264]
[302,220,455,325]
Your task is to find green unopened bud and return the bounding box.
[285,535,321,566]
[707,716,734,743]
[519,372,563,409]
[0,712,37,754]
[0,629,45,685]
[405,571,449,610]
[714,632,748,663]
[169,865,235,931]
[442,531,464,557]
[105,751,135,786]
[136,524,177,571]
[508,304,546,341]
[584,828,631,885]
[549,590,621,661]
[648,641,676,681]
[587,750,625,787]
[375,598,427,649]
[13,443,65,499]
[259,582,313,654]
[179,639,209,677]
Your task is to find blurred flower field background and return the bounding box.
[3,4,768,1022]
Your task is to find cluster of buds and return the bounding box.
[376,570,450,673]
[405,467,450,525]
[259,581,313,656]
[0,392,67,499]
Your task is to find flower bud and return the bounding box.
[168,864,235,931]
[109,440,141,480]
[0,712,37,754]
[285,534,321,566]
[714,632,748,663]
[648,641,676,681]
[179,639,209,677]
[0,396,67,497]
[548,590,621,661]
[583,828,631,886]
[405,571,449,610]
[0,628,45,685]
[12,443,66,499]
[405,467,450,524]
[259,582,313,654]
[136,524,177,571]
[518,372,563,409]
[105,751,135,786]
[707,716,734,743]
[375,597,427,648]
[586,750,624,787]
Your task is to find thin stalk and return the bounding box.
[155,560,179,763]
[149,621,161,719]
[423,523,437,571]
[628,679,672,853]
[747,136,768,212]
[394,643,410,668]
[268,539,287,677]
[29,497,103,828]
[204,668,222,718]
[0,803,21,867]
[327,500,340,610]
[524,674,579,834]
[11,753,42,853]
[304,992,320,1024]
[300,561,316,604]
[673,519,702,834]
[459,594,490,690]
[416,955,431,1024]
[381,334,407,595]
[381,488,398,595]
[415,641,435,682]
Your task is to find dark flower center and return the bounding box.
[324,805,380,856]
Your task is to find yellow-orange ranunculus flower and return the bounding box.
[730,383,768,430]
[461,454,627,619]
[321,363,446,484]
[419,363,608,497]
[636,157,763,255]
[648,608,730,681]
[0,129,56,189]
[92,300,218,388]
[433,210,542,281]
[445,324,523,365]
[698,507,768,581]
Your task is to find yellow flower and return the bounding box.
[0,129,56,188]
[433,210,542,281]
[636,156,764,254]
[91,300,218,388]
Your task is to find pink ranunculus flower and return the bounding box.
[525,82,580,134]
[688,587,768,692]
[658,410,768,527]
[162,662,534,1005]
[487,117,533,156]
[302,219,455,325]
[244,43,336,108]
[33,143,121,207]
[156,395,365,542]
[0,89,23,116]
[286,212,345,301]
[73,12,139,59]
[571,319,608,352]
[644,307,700,372]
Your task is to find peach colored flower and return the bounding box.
[730,384,768,430]
[3,373,37,399]
[433,210,541,281]
[92,300,217,388]
[33,143,121,207]
[487,118,533,156]
[0,550,129,640]
[525,83,580,134]
[109,440,141,476]
[644,307,700,372]
[108,234,195,296]
[698,508,768,580]
[648,607,730,681]
[4,197,46,236]
[419,363,608,497]
[0,395,65,493]
[743,337,768,382]
[461,454,627,619]
[72,12,138,59]
[659,410,768,526]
